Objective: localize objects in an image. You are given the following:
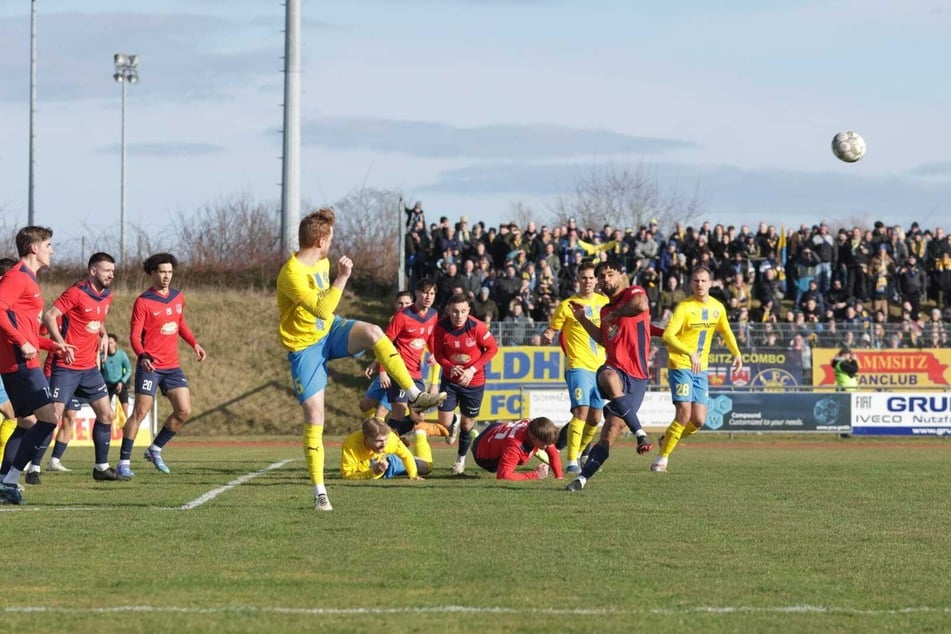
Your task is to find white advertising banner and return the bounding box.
[851,392,951,436]
[521,388,673,433]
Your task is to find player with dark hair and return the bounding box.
[377,280,441,435]
[564,259,661,492]
[472,417,564,481]
[277,208,446,512]
[541,261,608,473]
[117,252,207,478]
[358,290,414,419]
[432,292,499,475]
[0,227,73,504]
[652,265,742,473]
[26,252,124,482]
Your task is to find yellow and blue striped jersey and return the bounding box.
[276,254,342,352]
[340,430,417,480]
[548,293,609,371]
[662,296,741,370]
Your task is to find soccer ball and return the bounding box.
[831,131,866,163]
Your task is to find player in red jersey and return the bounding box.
[379,280,440,434]
[564,259,662,492]
[432,293,499,475]
[118,253,206,477]
[0,226,73,504]
[25,252,124,482]
[472,417,564,481]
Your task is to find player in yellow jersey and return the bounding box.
[541,262,608,473]
[653,265,742,473]
[276,208,446,511]
[340,416,431,480]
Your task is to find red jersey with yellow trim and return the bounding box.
[432,315,498,388]
[0,262,54,372]
[50,280,112,371]
[385,306,438,380]
[129,287,197,370]
[475,419,564,480]
[600,285,652,380]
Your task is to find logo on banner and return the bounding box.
[750,368,798,390]
[731,366,751,386]
[708,367,728,387]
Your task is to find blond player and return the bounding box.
[276,208,446,511]
[541,262,608,473]
[340,416,431,480]
[653,266,742,473]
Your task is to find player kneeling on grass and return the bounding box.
[340,417,431,481]
[471,417,564,481]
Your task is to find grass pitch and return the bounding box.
[3,435,951,633]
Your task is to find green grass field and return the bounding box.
[3,435,951,633]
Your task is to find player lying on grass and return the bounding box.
[340,416,432,480]
[471,417,563,481]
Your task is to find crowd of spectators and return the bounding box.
[402,201,951,350]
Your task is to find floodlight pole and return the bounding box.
[280,0,301,255]
[113,53,139,263]
[28,0,36,224]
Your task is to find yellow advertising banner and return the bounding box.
[64,400,153,447]
[812,348,951,390]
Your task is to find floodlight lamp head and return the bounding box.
[113,72,124,83]
[114,53,127,66]
[128,54,139,67]
[128,74,138,84]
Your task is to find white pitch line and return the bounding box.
[3,605,951,616]
[179,459,293,510]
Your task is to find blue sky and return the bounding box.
[1,0,949,258]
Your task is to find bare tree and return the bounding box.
[548,163,704,232]
[331,186,401,288]
[508,201,549,230]
[173,194,281,269]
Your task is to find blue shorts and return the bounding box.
[598,364,648,433]
[288,318,357,403]
[438,381,485,419]
[49,367,109,405]
[382,454,408,479]
[386,378,424,405]
[135,366,189,397]
[363,376,393,411]
[1,368,54,415]
[668,369,709,406]
[566,368,605,411]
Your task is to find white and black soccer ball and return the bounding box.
[831,131,866,163]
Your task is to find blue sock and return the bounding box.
[580,443,609,479]
[52,440,69,460]
[119,437,135,462]
[30,429,55,467]
[153,427,176,449]
[605,394,644,433]
[1,426,27,475]
[458,427,472,458]
[14,421,57,471]
[92,422,112,464]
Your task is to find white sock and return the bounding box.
[635,429,646,438]
[406,386,421,400]
[313,484,327,496]
[95,463,110,471]
[3,468,21,484]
